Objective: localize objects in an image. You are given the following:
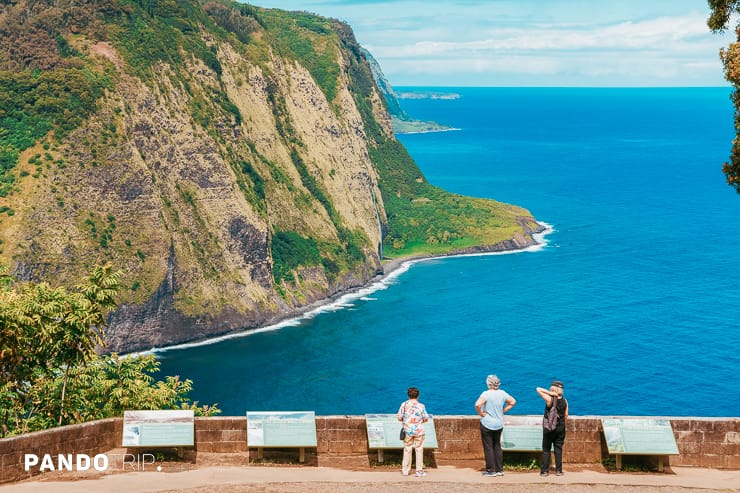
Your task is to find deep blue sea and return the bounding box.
[158,87,740,418]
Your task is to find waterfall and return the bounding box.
[371,188,383,259]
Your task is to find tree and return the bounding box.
[0,264,219,437]
[708,0,740,192]
[55,264,122,424]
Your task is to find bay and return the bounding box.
[157,87,740,417]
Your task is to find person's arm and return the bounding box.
[422,405,430,423]
[397,402,405,422]
[474,394,487,417]
[536,387,553,406]
[564,400,569,419]
[503,395,516,413]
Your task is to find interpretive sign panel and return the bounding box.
[601,418,679,455]
[122,410,194,447]
[365,414,438,449]
[502,416,542,451]
[246,411,317,447]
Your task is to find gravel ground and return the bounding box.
[160,483,727,493]
[3,465,737,493]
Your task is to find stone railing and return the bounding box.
[2,415,738,484]
[1,418,122,484]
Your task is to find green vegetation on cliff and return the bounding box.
[259,8,341,105]
[0,69,110,196]
[336,23,538,258]
[0,0,540,353]
[368,139,531,257]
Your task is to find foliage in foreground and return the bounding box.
[0,264,219,438]
[708,0,740,193]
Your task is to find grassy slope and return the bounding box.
[333,20,538,259]
[0,0,538,282]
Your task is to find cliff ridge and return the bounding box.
[0,0,542,352]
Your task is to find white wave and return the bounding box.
[134,221,554,357]
[129,317,304,357]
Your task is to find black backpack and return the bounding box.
[543,397,559,432]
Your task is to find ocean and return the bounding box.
[157,87,740,417]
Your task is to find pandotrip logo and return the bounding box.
[23,453,160,472]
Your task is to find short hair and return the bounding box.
[486,375,501,389]
[407,387,420,399]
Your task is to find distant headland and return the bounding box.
[361,48,457,134]
[396,91,461,100]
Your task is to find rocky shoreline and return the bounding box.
[128,220,550,356]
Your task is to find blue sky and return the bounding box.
[251,0,735,87]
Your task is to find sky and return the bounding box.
[250,0,736,87]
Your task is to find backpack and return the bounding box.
[543,397,559,432]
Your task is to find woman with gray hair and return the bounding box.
[474,374,516,477]
[537,380,569,476]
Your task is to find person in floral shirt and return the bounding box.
[397,387,430,477]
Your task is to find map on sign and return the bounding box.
[246,411,317,447]
[122,410,194,447]
[502,416,543,451]
[601,418,679,455]
[365,414,438,449]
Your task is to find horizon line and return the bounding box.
[391,84,732,89]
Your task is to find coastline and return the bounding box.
[134,221,552,356]
[379,220,551,281]
[395,126,461,135]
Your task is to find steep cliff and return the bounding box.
[361,47,453,134]
[0,0,542,353]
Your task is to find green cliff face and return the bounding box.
[0,0,541,352]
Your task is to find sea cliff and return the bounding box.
[0,0,542,352]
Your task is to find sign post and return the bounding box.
[601,418,679,471]
[246,411,317,463]
[122,410,195,458]
[502,416,543,451]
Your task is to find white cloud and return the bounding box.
[385,56,563,75]
[256,0,736,86]
[372,14,719,56]
[365,12,734,85]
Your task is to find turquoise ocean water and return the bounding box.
[157,87,740,417]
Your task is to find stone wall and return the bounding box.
[671,418,740,469]
[195,417,247,454]
[0,418,121,484]
[1,415,738,484]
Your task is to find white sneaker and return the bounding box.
[415,470,427,477]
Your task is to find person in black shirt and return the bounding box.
[536,380,568,476]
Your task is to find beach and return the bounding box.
[145,221,549,357]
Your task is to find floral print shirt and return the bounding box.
[398,399,429,437]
